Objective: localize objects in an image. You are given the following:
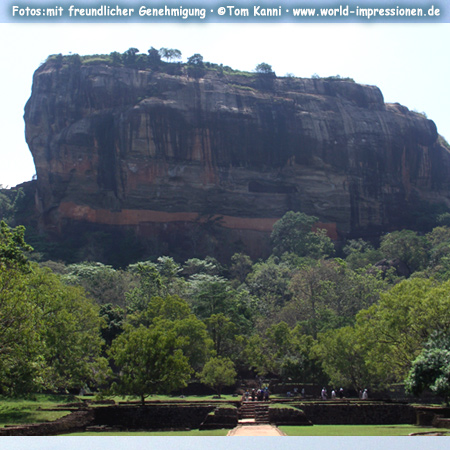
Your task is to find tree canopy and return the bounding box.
[3,206,450,401]
[109,324,192,404]
[200,357,236,397]
[405,331,450,403]
[255,62,273,74]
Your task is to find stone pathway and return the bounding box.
[227,424,286,436]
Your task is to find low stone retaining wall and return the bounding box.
[297,402,416,425]
[2,401,447,434]
[93,404,222,430]
[0,410,94,436]
[268,407,312,426]
[415,406,450,427]
[199,406,238,430]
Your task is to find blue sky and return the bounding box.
[0,19,449,187]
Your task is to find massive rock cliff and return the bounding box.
[24,57,450,261]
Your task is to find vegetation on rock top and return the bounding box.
[45,47,355,82]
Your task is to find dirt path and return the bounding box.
[227,424,286,436]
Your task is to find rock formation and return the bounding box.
[24,56,450,261]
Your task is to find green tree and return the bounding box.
[255,62,273,74]
[437,213,450,227]
[0,220,33,269]
[380,230,428,274]
[200,357,236,398]
[131,294,191,324]
[290,326,327,384]
[35,272,107,391]
[405,332,450,404]
[62,262,131,306]
[110,51,122,66]
[243,334,268,376]
[0,187,24,224]
[109,324,192,405]
[0,225,106,393]
[187,53,204,66]
[182,257,220,277]
[155,256,186,295]
[0,265,39,393]
[356,278,450,383]
[0,264,106,394]
[187,53,205,78]
[230,253,253,285]
[187,274,233,319]
[424,226,450,278]
[128,295,212,371]
[243,323,324,383]
[314,326,371,391]
[284,259,386,338]
[286,261,336,338]
[264,322,304,379]
[245,257,293,316]
[205,313,238,357]
[343,239,383,270]
[172,315,213,371]
[159,48,182,62]
[125,261,163,312]
[123,47,139,67]
[99,303,125,347]
[271,211,334,258]
[147,46,161,66]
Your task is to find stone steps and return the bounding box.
[239,402,270,424]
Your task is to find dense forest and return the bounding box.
[2,182,450,402]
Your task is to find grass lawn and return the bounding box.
[279,424,450,436]
[103,394,240,402]
[67,425,450,436]
[0,394,76,427]
[66,429,230,436]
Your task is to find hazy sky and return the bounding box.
[0,21,449,188]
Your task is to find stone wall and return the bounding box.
[269,407,312,426]
[1,401,447,434]
[93,404,219,430]
[0,410,94,436]
[198,406,238,430]
[298,402,416,425]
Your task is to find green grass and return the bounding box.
[67,425,450,436]
[67,429,230,436]
[96,394,240,403]
[269,403,299,410]
[0,394,76,427]
[229,84,257,92]
[279,424,450,436]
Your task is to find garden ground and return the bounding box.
[66,424,450,436]
[1,394,450,436]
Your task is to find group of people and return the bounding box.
[241,386,369,401]
[360,388,369,399]
[321,387,345,400]
[242,387,270,402]
[320,387,369,400]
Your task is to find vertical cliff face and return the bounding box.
[24,57,450,260]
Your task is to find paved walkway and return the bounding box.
[227,424,286,436]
